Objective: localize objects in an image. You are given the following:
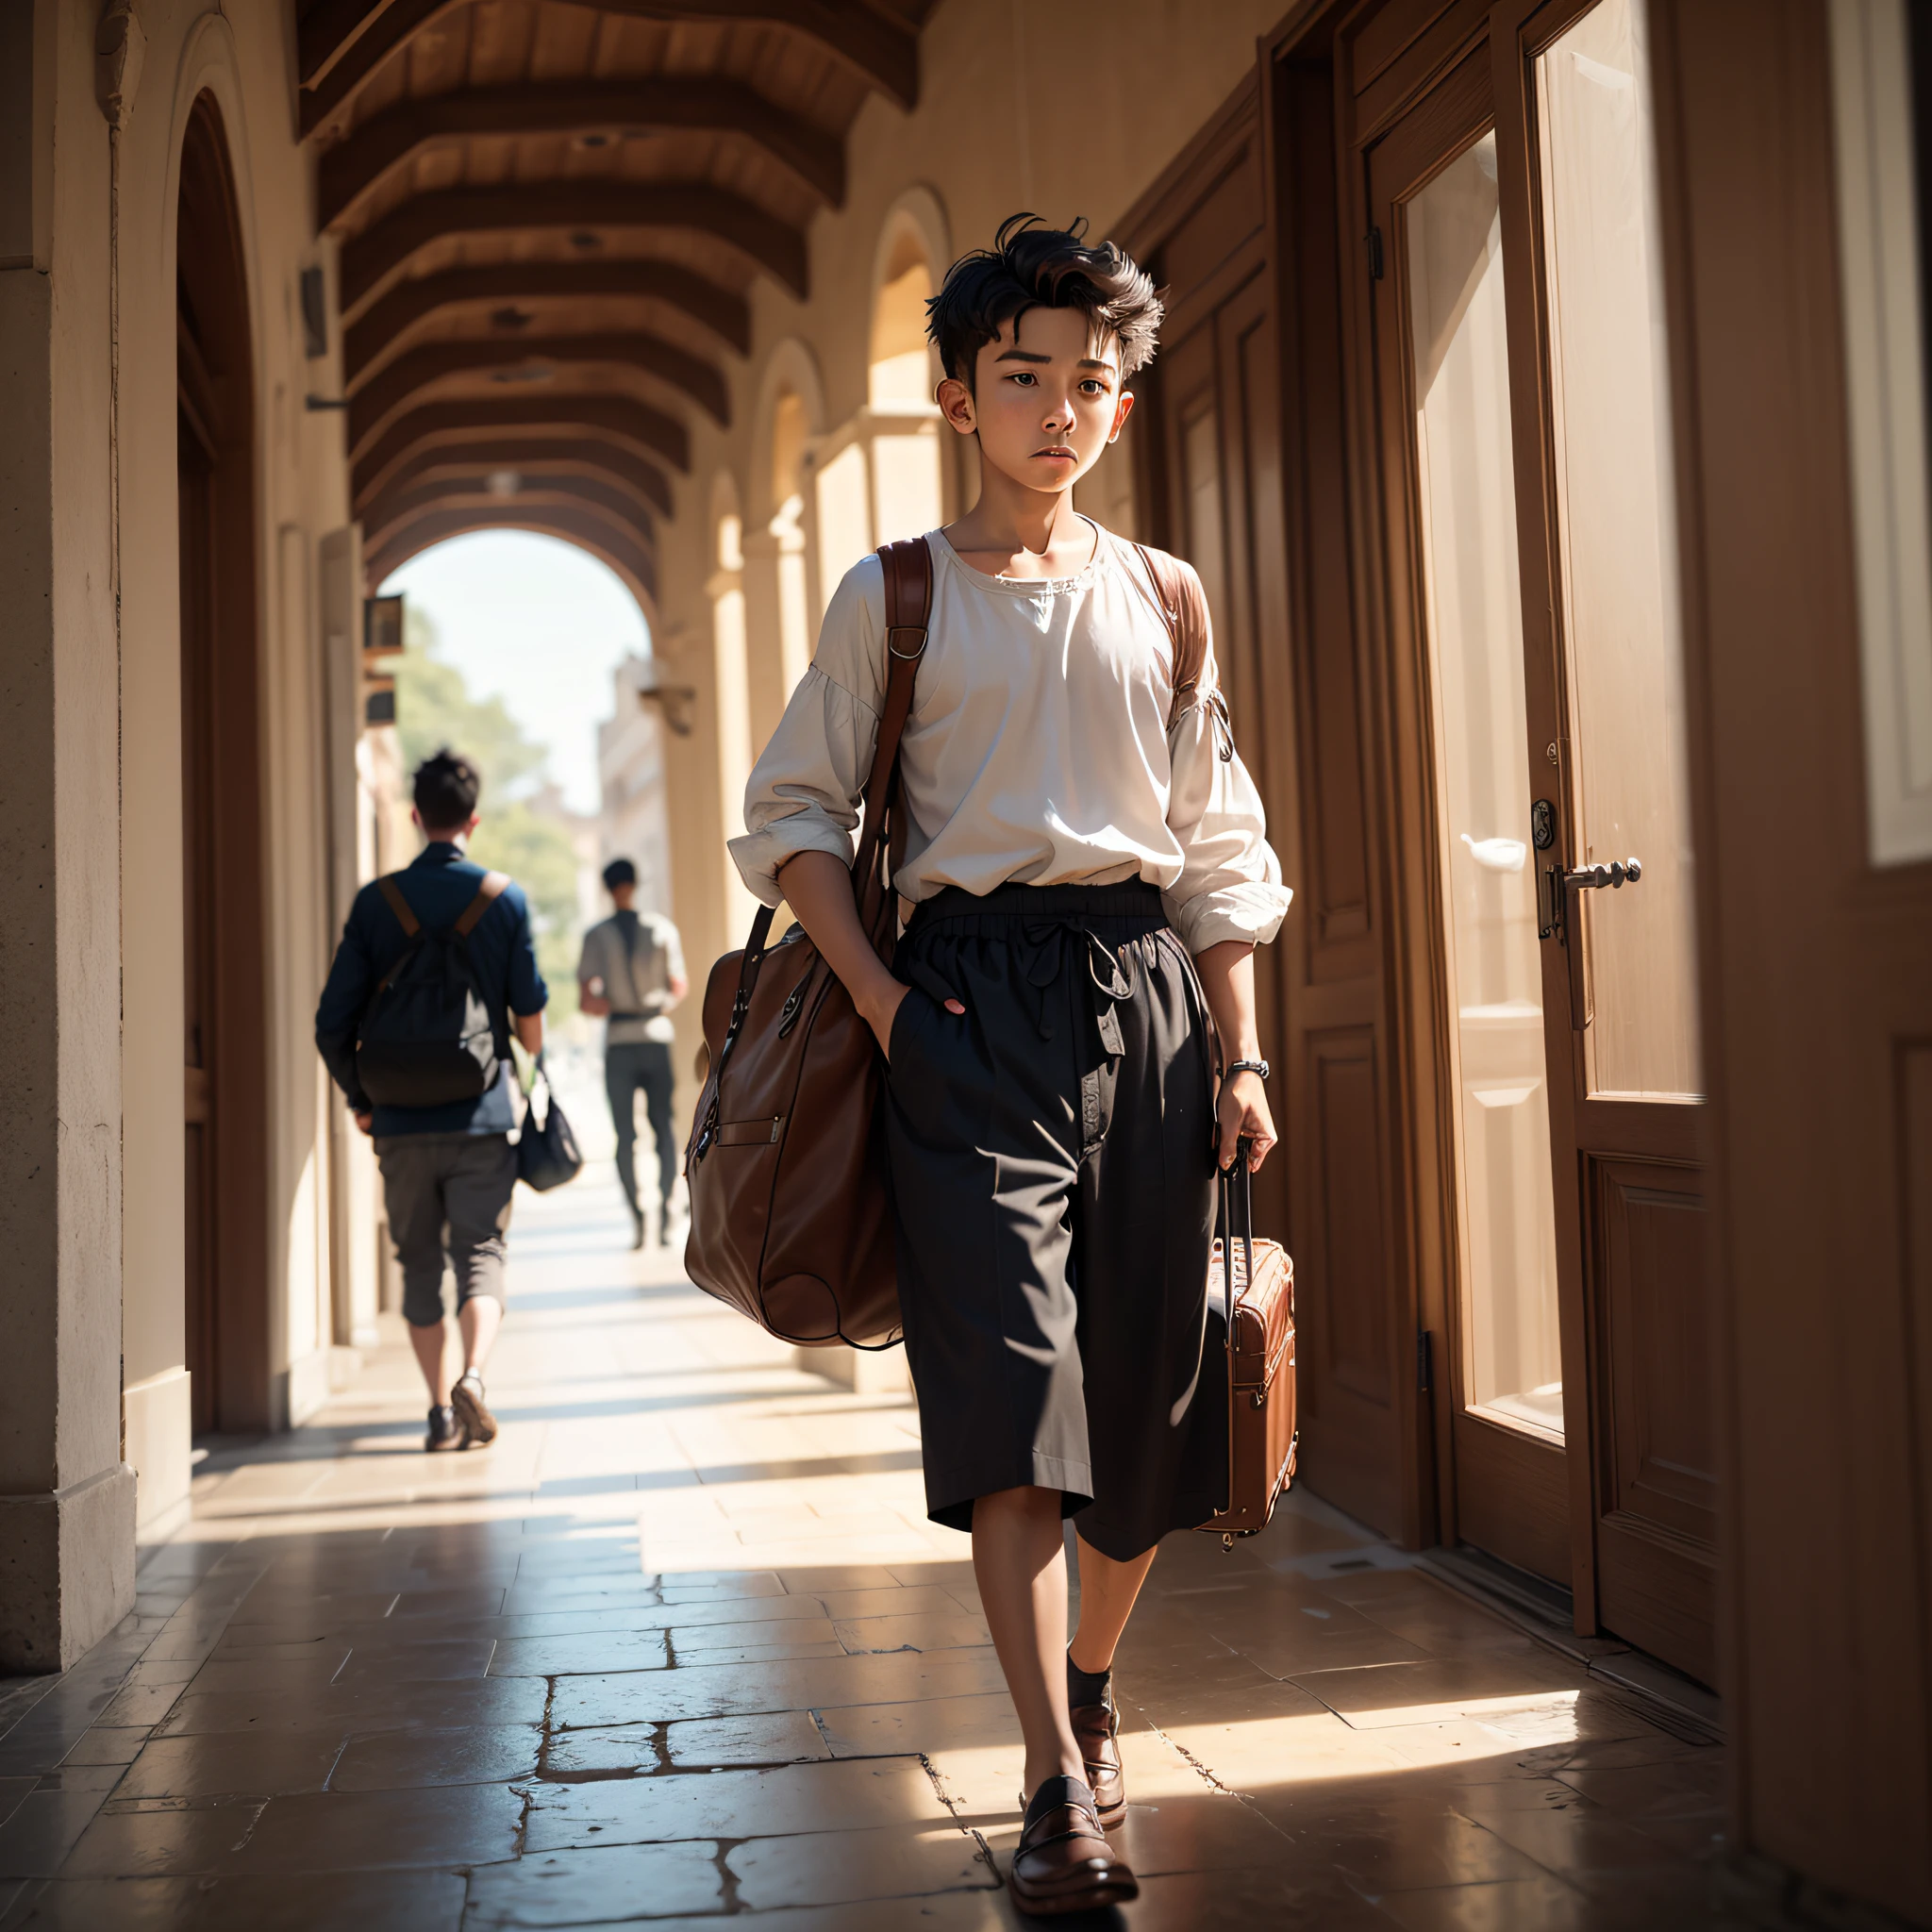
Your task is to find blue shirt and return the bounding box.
[315,842,548,1137]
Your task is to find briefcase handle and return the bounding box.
[1217,1141,1256,1298]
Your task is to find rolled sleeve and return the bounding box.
[1162,658,1292,955]
[729,556,885,906]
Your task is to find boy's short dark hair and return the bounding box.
[925,214,1164,386]
[603,858,638,891]
[413,749,480,831]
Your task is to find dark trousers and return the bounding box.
[373,1132,517,1327]
[884,881,1223,1562]
[607,1039,676,1220]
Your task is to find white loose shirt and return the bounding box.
[729,525,1291,954]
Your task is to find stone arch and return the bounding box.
[864,186,951,545]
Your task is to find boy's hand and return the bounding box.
[1217,1070,1274,1173]
[354,1110,374,1136]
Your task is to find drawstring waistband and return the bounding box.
[902,881,1168,1050]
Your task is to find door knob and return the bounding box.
[1564,857,1641,891]
[1539,856,1641,940]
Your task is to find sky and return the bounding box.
[378,531,649,815]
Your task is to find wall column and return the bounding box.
[0,0,136,1672]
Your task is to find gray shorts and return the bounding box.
[374,1132,517,1327]
[883,882,1225,1561]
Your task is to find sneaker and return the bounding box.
[425,1404,459,1452]
[451,1372,498,1449]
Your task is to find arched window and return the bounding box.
[866,216,944,547]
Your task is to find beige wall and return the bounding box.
[2,1,358,1557]
[652,0,1283,1083]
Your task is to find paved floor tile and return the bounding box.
[525,1755,949,1851]
[113,1731,347,1802]
[327,1724,541,1790]
[728,1821,996,1911]
[0,1870,467,1930]
[460,1840,724,1926]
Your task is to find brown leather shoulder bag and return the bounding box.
[682,538,932,1349]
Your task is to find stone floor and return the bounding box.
[0,1147,1743,1929]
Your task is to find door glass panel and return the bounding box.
[1408,133,1566,1441]
[1538,0,1702,1100]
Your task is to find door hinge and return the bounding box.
[1367,225,1385,280]
[1416,1327,1433,1392]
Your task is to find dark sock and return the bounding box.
[1067,1654,1112,1707]
[1024,1774,1092,1824]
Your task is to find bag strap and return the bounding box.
[1134,543,1210,728]
[375,874,421,938]
[853,537,932,939]
[453,870,510,938]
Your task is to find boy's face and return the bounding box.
[939,306,1134,494]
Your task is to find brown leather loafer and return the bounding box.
[1070,1690,1125,1825]
[1008,1774,1138,1916]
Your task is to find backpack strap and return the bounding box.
[854,538,931,938]
[1134,543,1211,727]
[453,870,510,937]
[375,874,421,937]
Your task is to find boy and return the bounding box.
[578,858,687,1248]
[316,750,548,1452]
[731,216,1287,1914]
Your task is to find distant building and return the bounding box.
[597,655,674,919]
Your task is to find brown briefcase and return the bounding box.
[681,538,933,1350]
[1197,1159,1297,1543]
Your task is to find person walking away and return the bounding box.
[728,217,1289,1916]
[578,859,687,1248]
[316,749,548,1451]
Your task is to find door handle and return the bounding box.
[1539,856,1641,941]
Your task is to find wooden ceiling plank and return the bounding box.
[372,437,675,517]
[347,332,729,458]
[306,0,918,136]
[594,2,918,109]
[301,0,464,133]
[319,77,844,230]
[339,182,808,317]
[343,261,751,376]
[353,394,691,509]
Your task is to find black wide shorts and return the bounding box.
[883,880,1225,1561]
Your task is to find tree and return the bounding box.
[393,608,583,1021]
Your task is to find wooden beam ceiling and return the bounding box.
[309,1,929,561]
[353,395,691,511]
[340,183,809,318]
[366,438,675,519]
[300,0,919,137]
[342,262,751,381]
[364,477,658,557]
[365,503,660,609]
[347,333,730,459]
[320,79,844,231]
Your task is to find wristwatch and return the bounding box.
[1225,1058,1270,1080]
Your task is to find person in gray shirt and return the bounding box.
[578,858,687,1247]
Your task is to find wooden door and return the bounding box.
[175,93,272,1436]
[1495,0,1717,1679]
[1364,42,1575,1589]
